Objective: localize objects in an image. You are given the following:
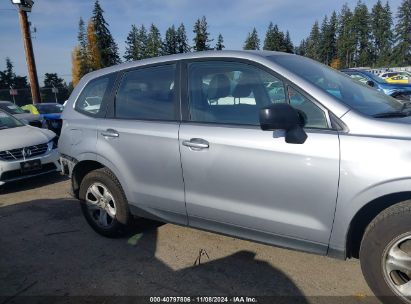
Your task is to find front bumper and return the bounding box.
[0,149,61,186]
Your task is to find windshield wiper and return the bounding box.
[373,111,408,118]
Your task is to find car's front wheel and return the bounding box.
[360,201,411,304]
[79,168,131,237]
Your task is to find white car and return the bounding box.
[0,109,60,186]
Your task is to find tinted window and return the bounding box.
[0,110,24,129]
[270,55,403,116]
[188,61,286,125]
[115,65,176,120]
[0,103,26,114]
[75,75,114,116]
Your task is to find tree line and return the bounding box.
[72,0,410,86]
[0,58,70,104]
[296,0,411,68]
[71,1,226,86]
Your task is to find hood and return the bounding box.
[13,113,42,122]
[0,125,55,151]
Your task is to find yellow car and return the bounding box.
[385,74,410,84]
[21,104,40,114]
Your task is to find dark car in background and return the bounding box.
[0,100,43,128]
[22,103,64,135]
[341,69,411,99]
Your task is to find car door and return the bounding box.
[179,60,340,253]
[94,63,187,225]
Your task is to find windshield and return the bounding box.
[0,103,26,114]
[269,55,403,116]
[0,110,24,129]
[36,103,64,114]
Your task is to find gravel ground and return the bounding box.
[0,173,380,303]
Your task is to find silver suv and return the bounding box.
[60,51,411,303]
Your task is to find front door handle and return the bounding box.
[182,138,209,150]
[101,129,119,138]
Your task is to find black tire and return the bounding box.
[79,167,131,238]
[360,201,411,304]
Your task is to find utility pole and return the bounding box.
[11,0,41,104]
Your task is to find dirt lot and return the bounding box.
[0,173,380,303]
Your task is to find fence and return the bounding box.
[0,87,70,106]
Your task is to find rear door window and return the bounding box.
[115,64,177,120]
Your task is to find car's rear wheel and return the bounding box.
[79,168,131,237]
[360,201,411,304]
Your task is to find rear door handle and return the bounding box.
[182,138,209,150]
[101,129,119,138]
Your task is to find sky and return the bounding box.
[0,0,404,84]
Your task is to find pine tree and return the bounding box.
[295,39,307,56]
[306,21,321,60]
[43,73,65,88]
[71,46,81,87]
[243,28,260,50]
[284,31,294,53]
[320,12,337,65]
[77,17,90,78]
[124,25,139,61]
[215,34,225,50]
[263,22,286,51]
[138,25,148,59]
[87,20,102,71]
[193,16,212,51]
[0,58,15,88]
[91,0,120,67]
[164,25,178,55]
[146,24,163,58]
[393,0,411,65]
[176,23,190,53]
[371,0,393,66]
[336,4,356,67]
[352,1,372,67]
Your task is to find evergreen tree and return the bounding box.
[393,0,411,65]
[91,0,120,67]
[336,4,355,67]
[352,1,372,66]
[176,23,190,53]
[243,28,260,50]
[295,39,307,56]
[146,24,163,58]
[215,33,225,50]
[193,16,212,51]
[138,25,148,59]
[124,24,139,61]
[306,21,321,60]
[43,73,65,88]
[284,31,294,53]
[320,12,337,64]
[371,0,393,66]
[0,58,15,89]
[263,22,286,51]
[77,17,90,78]
[164,25,178,55]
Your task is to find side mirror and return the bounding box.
[366,80,375,87]
[259,103,307,144]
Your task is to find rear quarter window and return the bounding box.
[75,73,117,117]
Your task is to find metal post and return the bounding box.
[18,8,41,104]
